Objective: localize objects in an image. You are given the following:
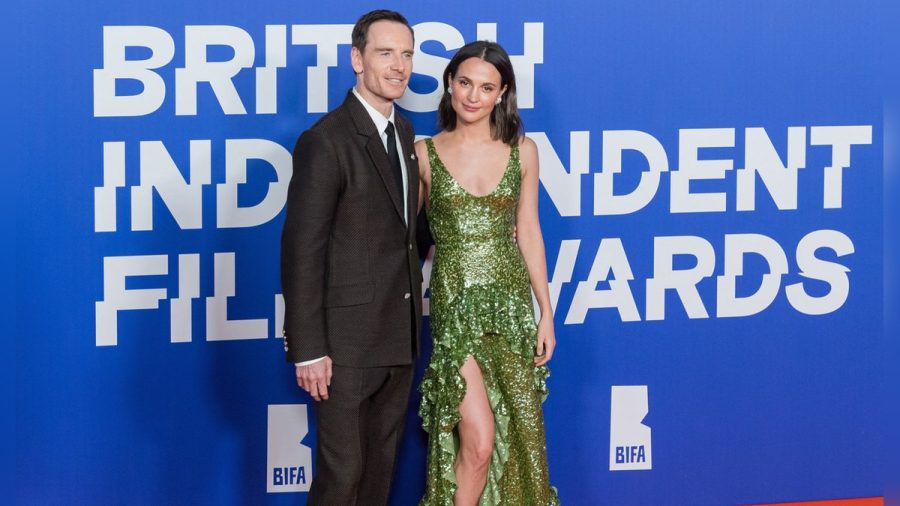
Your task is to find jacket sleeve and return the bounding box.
[280,128,341,363]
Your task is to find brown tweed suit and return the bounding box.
[280,89,422,505]
[281,89,422,366]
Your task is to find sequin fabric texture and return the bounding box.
[419,138,559,506]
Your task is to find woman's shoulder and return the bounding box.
[516,134,536,152]
[516,135,539,173]
[414,135,440,170]
[414,135,434,156]
[427,131,451,144]
[415,132,445,148]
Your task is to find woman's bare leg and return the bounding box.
[454,355,495,505]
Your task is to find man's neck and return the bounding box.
[354,85,393,119]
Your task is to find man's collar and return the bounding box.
[352,87,395,133]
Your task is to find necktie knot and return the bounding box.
[385,121,395,137]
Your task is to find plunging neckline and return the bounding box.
[427,138,515,199]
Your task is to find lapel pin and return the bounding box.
[410,154,416,160]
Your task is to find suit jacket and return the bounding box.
[281,90,423,367]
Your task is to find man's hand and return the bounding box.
[296,356,333,401]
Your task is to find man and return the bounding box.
[280,9,422,506]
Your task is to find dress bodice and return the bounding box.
[425,138,522,289]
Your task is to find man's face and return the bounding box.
[351,21,414,108]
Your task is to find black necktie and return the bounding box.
[384,121,404,197]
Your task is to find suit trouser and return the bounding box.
[307,362,415,506]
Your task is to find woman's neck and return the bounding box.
[451,115,493,143]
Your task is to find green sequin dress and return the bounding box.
[419,138,559,506]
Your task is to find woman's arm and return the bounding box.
[515,136,556,366]
[414,139,431,212]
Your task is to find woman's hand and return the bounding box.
[534,316,556,366]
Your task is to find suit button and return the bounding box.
[404,293,411,299]
[408,243,413,251]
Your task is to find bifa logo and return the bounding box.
[267,404,313,493]
[609,385,652,471]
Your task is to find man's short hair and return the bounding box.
[351,9,414,53]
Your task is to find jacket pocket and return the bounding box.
[324,283,375,307]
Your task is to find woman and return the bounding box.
[415,41,559,505]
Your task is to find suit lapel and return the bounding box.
[343,91,406,225]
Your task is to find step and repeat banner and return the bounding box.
[15,1,891,504]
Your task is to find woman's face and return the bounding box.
[448,57,506,126]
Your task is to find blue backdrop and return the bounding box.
[14,1,894,504]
